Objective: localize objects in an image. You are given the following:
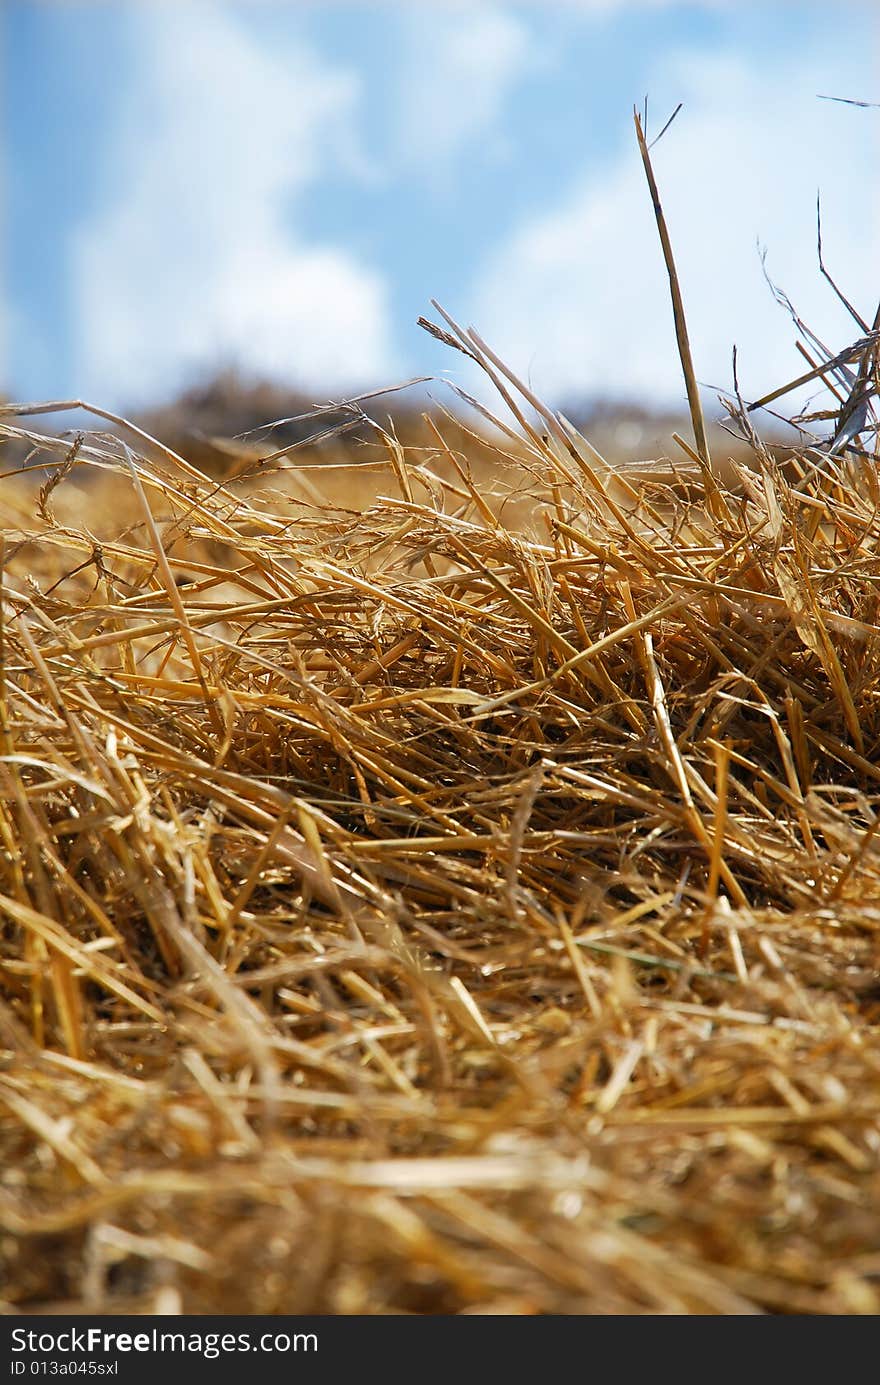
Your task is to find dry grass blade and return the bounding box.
[633,109,729,524]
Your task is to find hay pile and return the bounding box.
[2,128,880,1312]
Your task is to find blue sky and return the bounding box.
[3,1,878,416]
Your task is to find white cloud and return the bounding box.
[529,0,730,12]
[469,43,879,415]
[71,4,398,408]
[394,4,533,171]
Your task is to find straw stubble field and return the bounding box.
[2,127,880,1315]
